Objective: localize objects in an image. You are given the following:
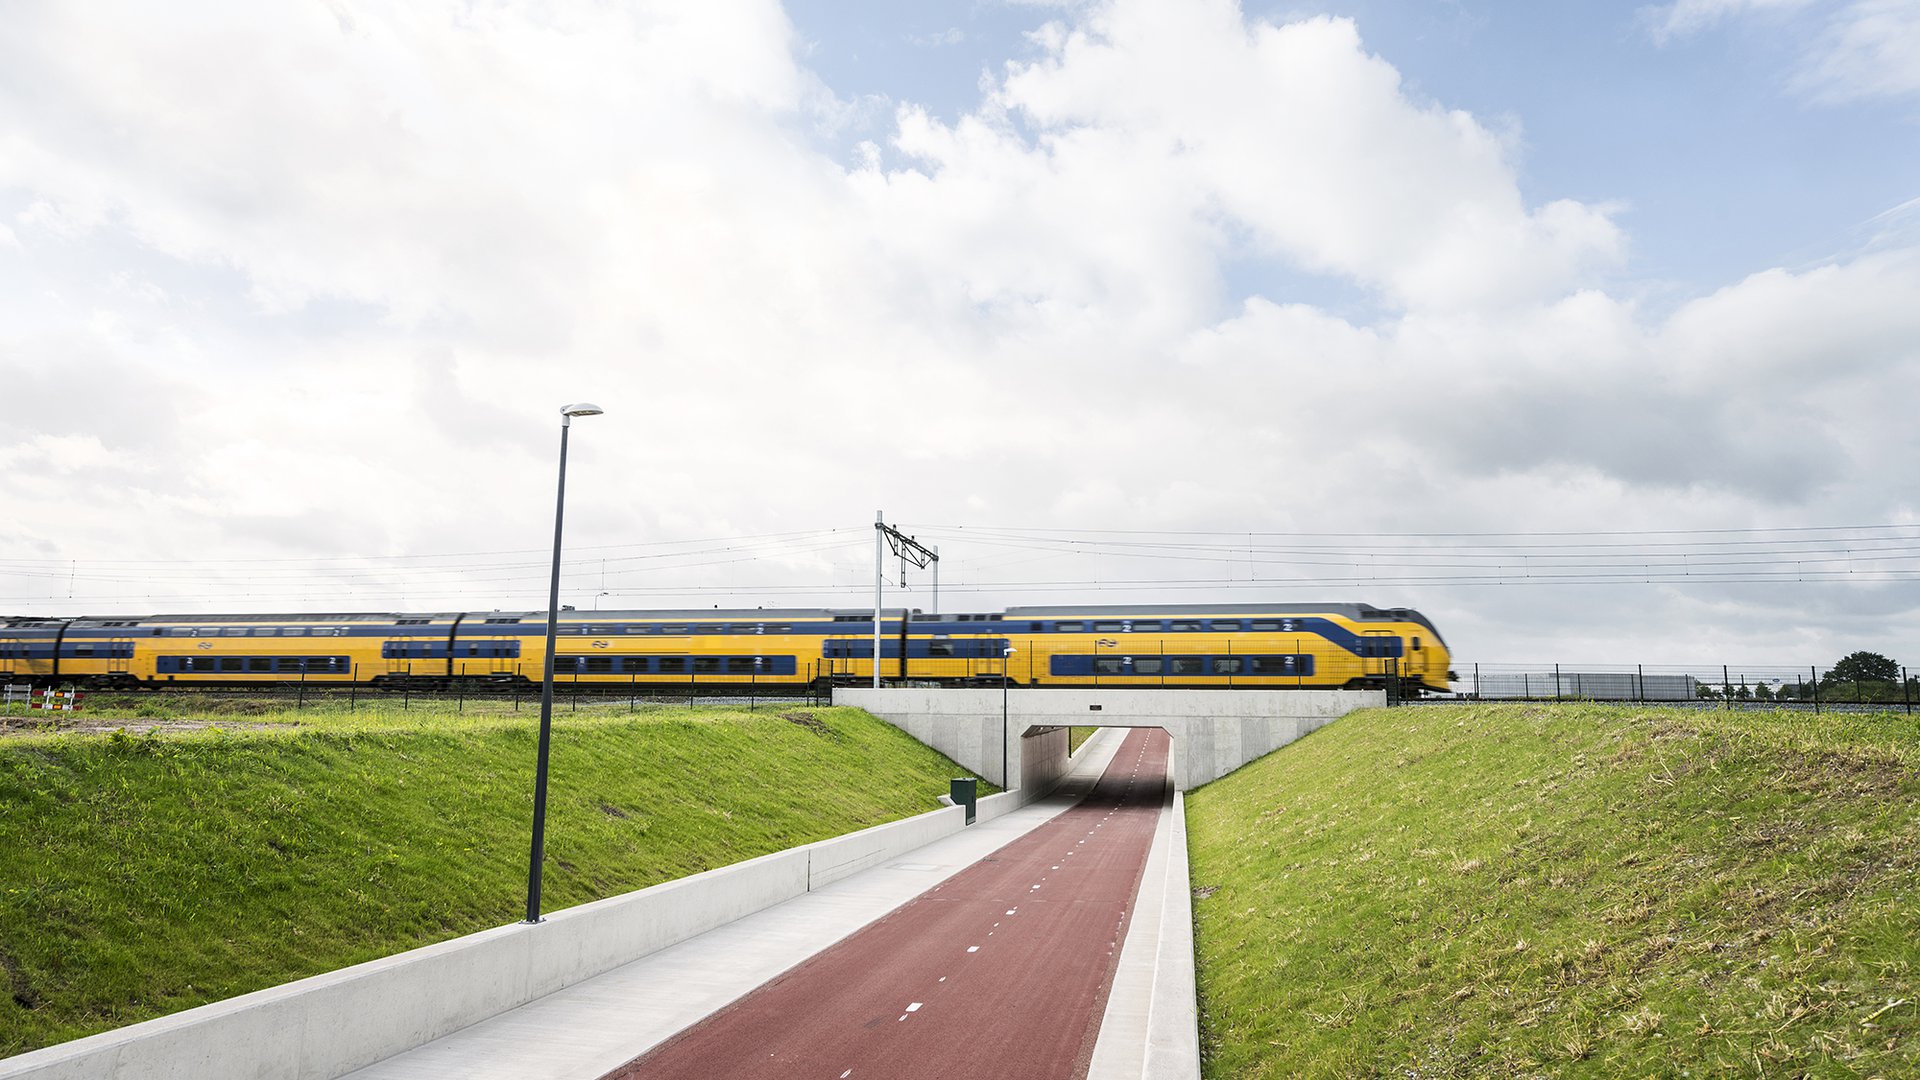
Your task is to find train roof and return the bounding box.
[7,602,1450,648]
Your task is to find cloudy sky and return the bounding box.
[3,0,1918,672]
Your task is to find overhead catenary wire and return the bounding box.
[6,522,1920,612]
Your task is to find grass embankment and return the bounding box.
[1070,726,1097,754]
[1187,703,1920,1078]
[0,701,984,1056]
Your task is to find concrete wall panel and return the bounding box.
[807,805,966,889]
[838,688,1378,791]
[0,798,967,1080]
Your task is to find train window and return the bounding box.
[1210,621,1242,632]
[248,658,272,672]
[1250,656,1297,674]
[928,642,954,657]
[1168,657,1204,674]
[396,618,431,626]
[70,645,94,657]
[660,625,689,634]
[697,624,726,633]
[1169,621,1201,633]
[485,617,522,624]
[1092,658,1124,674]
[1213,657,1244,674]
[219,658,244,672]
[1056,622,1084,632]
[582,658,614,674]
[1251,621,1281,632]
[1412,637,1422,650]
[766,624,790,633]
[693,658,722,673]
[1134,658,1163,674]
[1133,621,1161,632]
[1093,622,1124,633]
[657,657,688,673]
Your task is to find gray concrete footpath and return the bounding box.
[342,728,1190,1079]
[1088,787,1200,1080]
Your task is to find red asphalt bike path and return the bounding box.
[601,727,1173,1080]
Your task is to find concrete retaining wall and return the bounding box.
[837,688,1378,790]
[0,802,976,1080]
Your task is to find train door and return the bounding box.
[108,638,134,679]
[489,640,518,678]
[1402,633,1427,683]
[1361,630,1400,694]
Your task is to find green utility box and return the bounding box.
[949,778,978,825]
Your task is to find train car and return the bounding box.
[0,616,73,685]
[0,602,1450,696]
[444,608,839,690]
[140,613,397,686]
[883,603,1449,695]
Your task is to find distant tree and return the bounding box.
[1829,651,1900,683]
[1695,681,1718,700]
[1754,682,1774,701]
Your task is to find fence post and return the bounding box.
[1811,666,1820,714]
[1554,663,1562,702]
[1904,666,1911,716]
[1636,663,1644,703]
[351,664,358,710]
[1722,665,1731,709]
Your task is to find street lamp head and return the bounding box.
[1003,646,1016,657]
[560,402,604,425]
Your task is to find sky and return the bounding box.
[2,0,1918,672]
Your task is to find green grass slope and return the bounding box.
[1187,703,1920,1078]
[0,704,980,1056]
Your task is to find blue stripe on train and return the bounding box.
[1050,654,1318,677]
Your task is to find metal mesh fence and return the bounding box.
[1456,661,1918,713]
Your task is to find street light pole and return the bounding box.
[1002,646,1015,790]
[526,401,603,925]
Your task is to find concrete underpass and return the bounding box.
[834,687,1380,793]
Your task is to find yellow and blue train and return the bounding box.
[0,603,1452,695]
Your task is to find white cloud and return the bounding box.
[1644,0,1818,43]
[1793,0,1920,101]
[0,0,1915,664]
[977,6,1624,311]
[1648,0,1920,103]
